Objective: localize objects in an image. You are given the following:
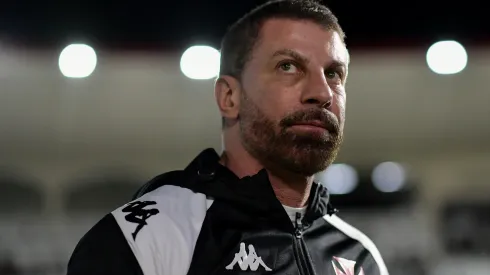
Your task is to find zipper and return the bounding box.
[293,212,316,275]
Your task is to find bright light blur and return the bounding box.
[426,40,467,75]
[371,162,407,193]
[316,164,358,195]
[58,44,97,78]
[180,45,220,80]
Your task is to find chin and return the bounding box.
[279,147,339,176]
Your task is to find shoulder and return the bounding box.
[323,214,389,275]
[132,170,186,199]
[69,170,213,275]
[110,174,213,275]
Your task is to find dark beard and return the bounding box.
[238,92,344,177]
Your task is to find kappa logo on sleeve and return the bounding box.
[122,201,159,240]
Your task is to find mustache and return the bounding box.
[279,108,340,134]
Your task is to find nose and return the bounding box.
[300,72,333,109]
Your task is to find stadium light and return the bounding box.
[371,162,406,193]
[315,164,358,195]
[180,45,220,80]
[426,40,467,75]
[59,44,97,78]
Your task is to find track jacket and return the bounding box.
[67,148,389,275]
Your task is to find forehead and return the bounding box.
[254,18,348,64]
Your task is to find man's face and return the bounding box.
[238,18,349,176]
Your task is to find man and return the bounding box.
[67,1,389,275]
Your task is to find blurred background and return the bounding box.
[0,0,489,274]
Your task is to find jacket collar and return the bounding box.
[183,148,336,229]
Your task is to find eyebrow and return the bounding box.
[272,48,347,70]
[272,49,310,65]
[328,60,347,71]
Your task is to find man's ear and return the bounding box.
[215,75,241,121]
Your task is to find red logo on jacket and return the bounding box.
[332,256,365,275]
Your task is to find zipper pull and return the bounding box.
[294,212,303,238]
[327,203,339,216]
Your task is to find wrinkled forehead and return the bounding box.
[254,18,349,66]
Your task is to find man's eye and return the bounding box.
[325,70,341,80]
[279,62,298,73]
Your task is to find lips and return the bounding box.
[280,109,339,134]
[291,120,328,129]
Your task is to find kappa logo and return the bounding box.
[332,256,365,275]
[122,200,159,240]
[226,242,272,272]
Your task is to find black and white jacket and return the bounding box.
[67,149,389,275]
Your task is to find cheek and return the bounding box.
[258,85,297,122]
[333,93,346,123]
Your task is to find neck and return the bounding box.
[220,130,313,208]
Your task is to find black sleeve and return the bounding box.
[67,214,144,275]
